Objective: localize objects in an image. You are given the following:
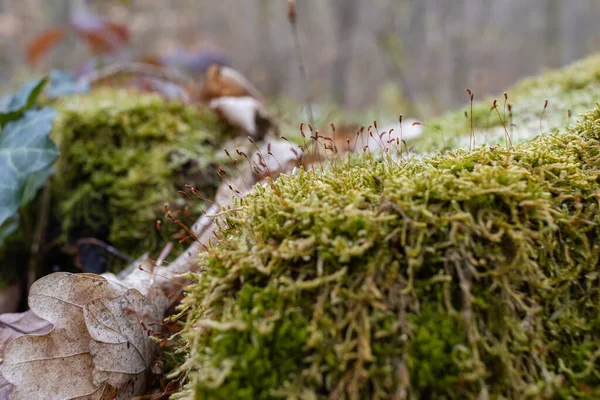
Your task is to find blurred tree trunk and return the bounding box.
[375,0,421,117]
[0,0,15,84]
[2,0,600,112]
[408,0,426,45]
[544,0,562,68]
[450,0,468,100]
[407,0,425,102]
[330,0,360,106]
[561,4,579,64]
[0,0,10,13]
[257,0,283,94]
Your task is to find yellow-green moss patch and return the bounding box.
[175,105,600,399]
[50,89,232,271]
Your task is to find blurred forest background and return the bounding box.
[0,0,599,117]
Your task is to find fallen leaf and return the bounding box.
[0,309,53,399]
[0,271,166,399]
[209,96,274,140]
[0,310,52,355]
[0,375,13,400]
[201,65,263,102]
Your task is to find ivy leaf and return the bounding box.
[0,108,58,228]
[0,270,166,399]
[47,69,89,99]
[20,167,55,207]
[0,78,48,126]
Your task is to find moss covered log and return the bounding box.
[48,88,232,271]
[175,104,600,399]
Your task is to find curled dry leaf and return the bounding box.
[201,65,263,103]
[0,270,166,400]
[201,64,276,140]
[209,96,275,140]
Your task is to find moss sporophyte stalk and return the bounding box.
[173,104,600,399]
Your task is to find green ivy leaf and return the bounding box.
[0,107,59,227]
[21,167,56,207]
[0,78,48,126]
[47,70,89,99]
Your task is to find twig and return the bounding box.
[287,0,314,127]
[77,62,192,102]
[117,203,222,282]
[26,185,51,294]
[18,209,32,244]
[147,241,174,288]
[78,62,190,86]
[155,242,173,269]
[76,237,135,265]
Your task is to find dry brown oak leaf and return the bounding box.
[0,311,53,400]
[0,270,166,400]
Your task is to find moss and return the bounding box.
[405,306,468,397]
[49,88,233,271]
[175,104,600,399]
[412,54,600,152]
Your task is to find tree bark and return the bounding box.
[544,0,562,68]
[330,0,360,106]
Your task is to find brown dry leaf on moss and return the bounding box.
[202,65,276,140]
[0,268,166,400]
[200,65,263,103]
[209,96,273,139]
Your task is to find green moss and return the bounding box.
[413,54,600,152]
[175,104,600,399]
[50,89,232,271]
[406,306,468,397]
